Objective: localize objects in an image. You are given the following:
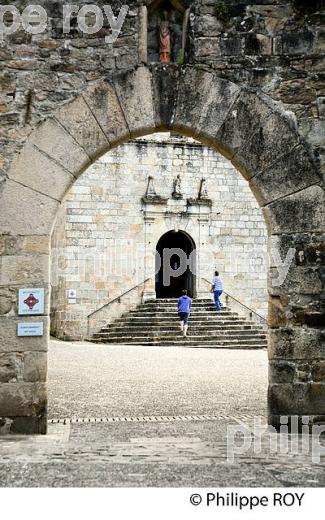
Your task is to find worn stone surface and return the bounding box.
[29,119,91,176]
[0,235,50,256]
[151,64,181,129]
[8,143,75,201]
[23,352,47,383]
[268,327,325,361]
[269,382,325,415]
[0,353,23,383]
[312,361,325,382]
[269,233,325,268]
[54,96,109,160]
[263,185,324,235]
[0,254,49,287]
[0,351,47,384]
[174,69,241,143]
[0,382,46,416]
[215,89,275,160]
[0,292,14,315]
[268,296,289,328]
[250,144,322,205]
[82,80,130,146]
[269,265,323,296]
[112,67,156,136]
[0,181,59,236]
[233,109,302,180]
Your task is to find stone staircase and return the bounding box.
[92,299,267,348]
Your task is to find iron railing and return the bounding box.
[87,277,152,339]
[201,277,267,325]
[87,277,151,319]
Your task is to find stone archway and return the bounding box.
[0,65,323,434]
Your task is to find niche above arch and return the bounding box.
[139,0,190,64]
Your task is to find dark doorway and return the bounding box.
[155,230,196,298]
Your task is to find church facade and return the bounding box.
[51,134,268,340]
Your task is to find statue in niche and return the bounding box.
[172,174,182,199]
[147,0,189,64]
[198,178,209,199]
[158,11,171,63]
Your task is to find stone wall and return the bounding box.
[0,0,323,172]
[0,0,323,226]
[51,134,268,340]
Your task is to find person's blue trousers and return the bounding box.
[214,290,223,311]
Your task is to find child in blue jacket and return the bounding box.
[178,289,192,337]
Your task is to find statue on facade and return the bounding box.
[158,11,171,63]
[142,175,167,205]
[198,178,209,199]
[145,176,157,199]
[172,174,182,199]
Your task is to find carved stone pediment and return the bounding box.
[141,175,212,223]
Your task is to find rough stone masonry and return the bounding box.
[0,0,324,434]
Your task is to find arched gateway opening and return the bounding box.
[0,66,323,434]
[155,230,196,298]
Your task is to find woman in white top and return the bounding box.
[211,270,223,311]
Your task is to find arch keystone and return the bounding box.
[150,64,181,130]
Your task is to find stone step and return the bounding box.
[100,324,264,332]
[131,304,230,309]
[96,329,266,337]
[92,343,266,350]
[154,298,213,303]
[117,315,247,325]
[137,303,228,309]
[92,298,267,349]
[127,311,235,317]
[92,339,267,348]
[135,308,231,314]
[128,308,233,312]
[96,335,267,343]
[95,334,267,343]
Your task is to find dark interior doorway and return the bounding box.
[155,230,196,298]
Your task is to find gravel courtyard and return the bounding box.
[48,339,268,419]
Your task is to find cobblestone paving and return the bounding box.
[0,341,324,487]
[0,420,324,487]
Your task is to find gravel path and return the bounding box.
[48,339,268,419]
